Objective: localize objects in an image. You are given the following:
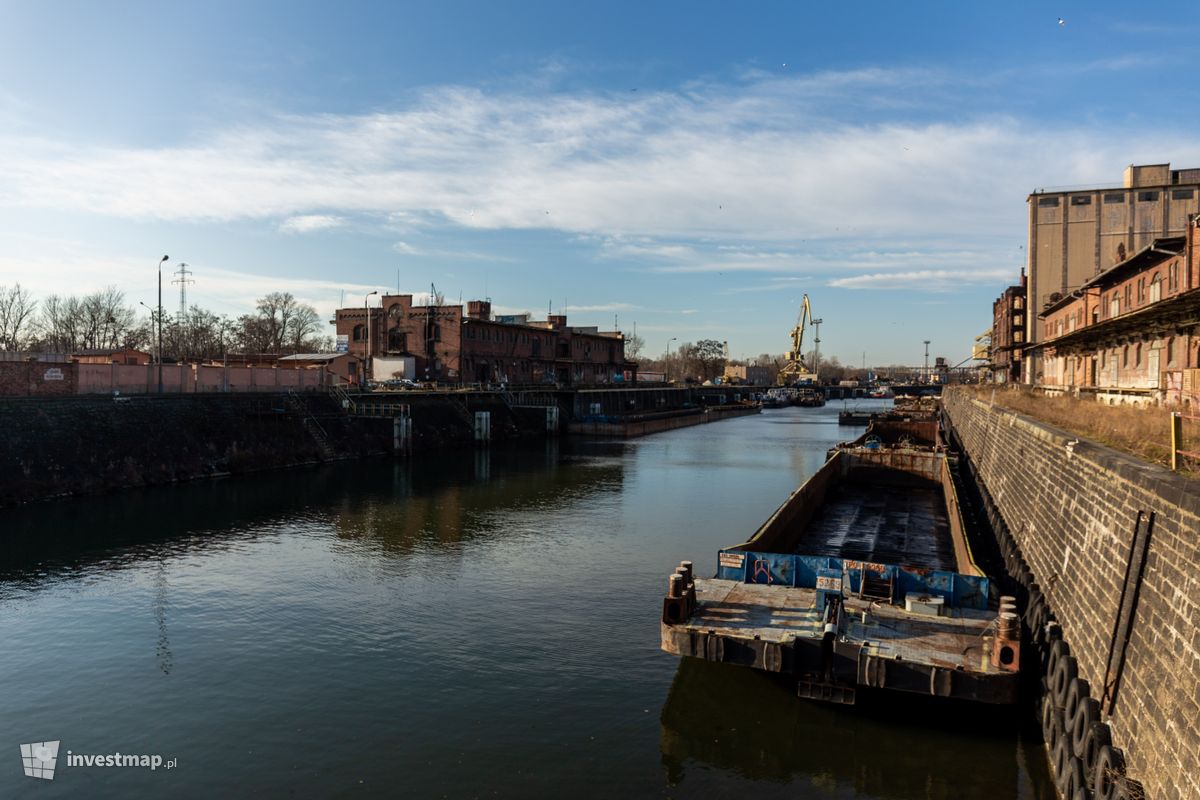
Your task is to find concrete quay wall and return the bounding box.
[0,393,544,507]
[943,389,1200,800]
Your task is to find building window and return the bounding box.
[1137,191,1159,202]
[1168,337,1176,366]
[352,324,365,342]
[1124,284,1132,310]
[1172,188,1195,200]
[1150,273,1162,303]
[1169,262,1179,292]
[1013,295,1024,309]
[1038,196,1060,207]
[1135,343,1142,366]
[1109,294,1119,318]
[1123,346,1129,367]
[1070,195,1091,206]
[1103,193,1125,204]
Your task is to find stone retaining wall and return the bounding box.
[943,389,1200,800]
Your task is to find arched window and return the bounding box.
[352,324,365,342]
[1150,273,1162,303]
[1167,337,1176,366]
[1135,343,1141,366]
[1123,345,1129,367]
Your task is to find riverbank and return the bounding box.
[0,392,544,507]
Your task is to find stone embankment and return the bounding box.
[944,389,1200,800]
[0,393,543,507]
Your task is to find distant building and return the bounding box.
[989,271,1027,383]
[276,353,362,384]
[1026,163,1200,381]
[1033,217,1200,405]
[71,348,151,365]
[723,364,774,385]
[333,295,635,386]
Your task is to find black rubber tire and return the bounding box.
[1032,603,1051,643]
[1052,655,1078,706]
[1053,735,1072,791]
[1084,721,1112,780]
[1047,702,1066,755]
[1041,694,1059,740]
[1064,677,1091,727]
[1114,776,1145,800]
[1046,638,1069,687]
[1071,698,1100,759]
[1062,755,1087,798]
[1093,745,1126,800]
[1025,588,1043,625]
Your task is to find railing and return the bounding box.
[1170,412,1200,470]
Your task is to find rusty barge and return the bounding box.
[660,409,1021,704]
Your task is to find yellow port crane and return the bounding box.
[778,294,816,384]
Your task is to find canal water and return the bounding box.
[1,403,1055,798]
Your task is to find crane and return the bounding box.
[778,294,816,384]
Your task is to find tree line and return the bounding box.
[0,283,330,360]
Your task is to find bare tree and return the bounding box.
[0,283,37,351]
[33,287,142,353]
[232,292,326,355]
[623,331,645,361]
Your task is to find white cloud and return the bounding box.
[3,67,1197,246]
[828,268,1016,291]
[391,240,514,262]
[278,214,344,233]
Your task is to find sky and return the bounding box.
[2,1,1199,366]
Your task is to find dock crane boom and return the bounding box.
[778,294,815,383]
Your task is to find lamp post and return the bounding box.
[667,337,677,382]
[811,318,823,384]
[364,290,378,386]
[156,255,168,393]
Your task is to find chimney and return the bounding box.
[467,300,492,321]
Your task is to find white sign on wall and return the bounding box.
[335,334,349,353]
[43,368,64,381]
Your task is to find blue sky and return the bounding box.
[2,1,1199,365]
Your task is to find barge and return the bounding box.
[660,411,1020,704]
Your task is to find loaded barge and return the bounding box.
[660,408,1020,704]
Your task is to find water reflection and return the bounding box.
[0,439,624,591]
[660,657,1053,799]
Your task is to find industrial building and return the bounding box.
[1032,218,1200,405]
[334,295,635,386]
[1026,162,1200,381]
[988,271,1026,383]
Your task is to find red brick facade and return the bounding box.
[334,296,634,386]
[989,272,1026,383]
[1035,220,1200,402]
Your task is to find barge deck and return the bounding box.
[660,409,1021,704]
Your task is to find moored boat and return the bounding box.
[660,410,1019,705]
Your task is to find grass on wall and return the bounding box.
[959,386,1197,476]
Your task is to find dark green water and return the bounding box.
[1,404,1054,798]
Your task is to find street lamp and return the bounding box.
[811,318,823,383]
[667,337,677,382]
[156,255,168,393]
[364,290,378,385]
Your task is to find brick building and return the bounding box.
[333,295,635,386]
[988,271,1026,383]
[1026,162,1200,381]
[1032,218,1200,405]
